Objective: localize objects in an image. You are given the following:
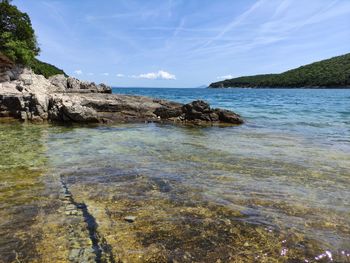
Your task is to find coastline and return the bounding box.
[1,85,350,262]
[1,102,349,261]
[1,0,349,261]
[0,65,243,125]
[208,85,350,89]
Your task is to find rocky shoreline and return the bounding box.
[0,65,243,125]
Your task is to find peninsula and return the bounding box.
[209,53,350,88]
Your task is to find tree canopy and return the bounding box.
[0,0,66,77]
[0,0,40,65]
[209,53,350,88]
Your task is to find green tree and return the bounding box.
[0,0,40,64]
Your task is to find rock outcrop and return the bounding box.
[0,64,243,125]
[49,75,112,94]
[154,100,243,124]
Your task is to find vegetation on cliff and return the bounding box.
[209,53,350,88]
[30,58,66,78]
[0,0,39,64]
[0,0,66,77]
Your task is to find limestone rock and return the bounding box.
[80,80,96,90]
[216,109,243,124]
[49,95,99,122]
[1,63,243,125]
[153,100,243,124]
[49,74,67,91]
[96,83,112,94]
[0,73,10,82]
[67,77,81,90]
[154,106,182,119]
[184,100,243,124]
[62,102,99,122]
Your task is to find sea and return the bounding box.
[0,87,349,262]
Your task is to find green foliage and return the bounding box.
[0,0,66,78]
[30,58,67,78]
[0,31,36,64]
[0,0,40,64]
[210,53,350,88]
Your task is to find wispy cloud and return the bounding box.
[172,18,186,37]
[136,26,220,32]
[217,74,234,80]
[271,0,292,19]
[183,0,350,62]
[21,0,350,87]
[132,70,176,80]
[85,10,160,22]
[201,0,268,48]
[101,73,109,76]
[74,69,83,75]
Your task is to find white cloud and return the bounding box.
[74,69,83,75]
[101,73,109,76]
[116,73,124,77]
[133,70,176,80]
[217,74,234,79]
[87,72,94,76]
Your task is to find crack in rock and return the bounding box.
[60,177,115,263]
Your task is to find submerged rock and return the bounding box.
[0,64,243,125]
[124,216,137,223]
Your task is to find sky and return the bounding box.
[14,0,350,87]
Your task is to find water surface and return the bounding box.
[0,88,349,262]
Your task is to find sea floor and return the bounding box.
[0,121,349,262]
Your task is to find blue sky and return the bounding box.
[14,0,350,87]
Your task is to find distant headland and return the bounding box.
[209,53,350,88]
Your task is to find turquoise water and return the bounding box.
[0,88,349,262]
[113,88,350,147]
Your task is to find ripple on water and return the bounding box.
[1,87,350,262]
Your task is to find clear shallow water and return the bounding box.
[113,88,350,149]
[0,88,350,262]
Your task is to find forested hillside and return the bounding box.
[209,53,350,88]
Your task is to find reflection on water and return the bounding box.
[1,110,350,261]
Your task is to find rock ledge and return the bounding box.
[0,65,243,125]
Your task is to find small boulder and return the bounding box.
[191,100,210,112]
[216,109,243,124]
[19,74,33,86]
[182,100,212,121]
[0,73,10,82]
[61,102,99,123]
[67,77,81,90]
[49,74,67,91]
[96,83,112,94]
[124,216,136,223]
[4,70,15,80]
[80,81,96,90]
[182,100,243,124]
